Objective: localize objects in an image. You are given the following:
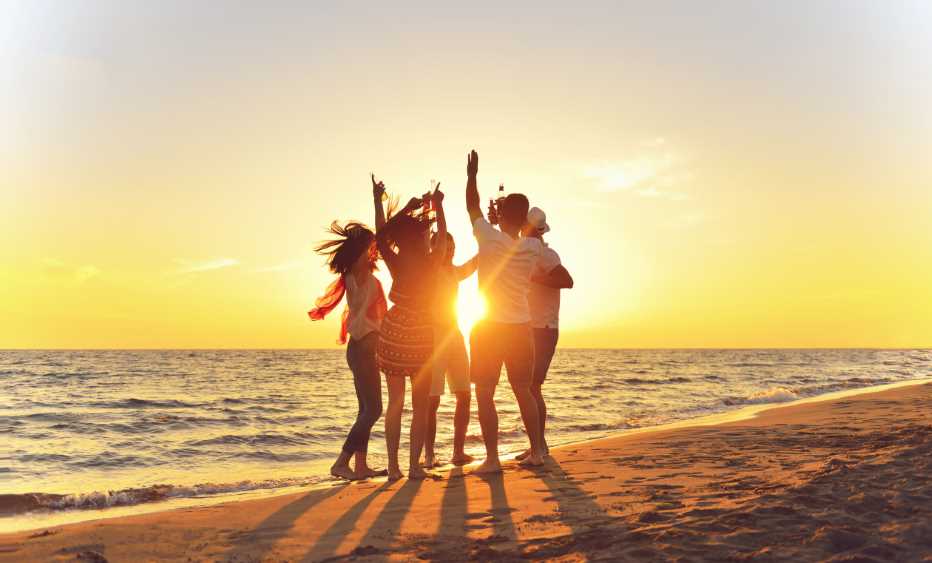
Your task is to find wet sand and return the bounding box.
[2,382,930,562]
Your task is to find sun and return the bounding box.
[456,286,487,336]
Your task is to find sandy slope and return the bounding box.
[2,383,930,562]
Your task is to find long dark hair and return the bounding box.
[314,221,376,275]
[381,198,432,257]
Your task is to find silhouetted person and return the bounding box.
[517,206,573,461]
[309,218,387,481]
[464,149,547,473]
[424,232,477,468]
[376,186,448,480]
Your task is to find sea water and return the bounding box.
[1,348,929,528]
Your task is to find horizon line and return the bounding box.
[2,347,930,352]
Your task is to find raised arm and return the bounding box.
[430,187,447,264]
[371,173,386,231]
[376,197,421,276]
[532,264,574,289]
[465,150,483,224]
[453,254,478,281]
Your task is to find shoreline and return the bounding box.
[2,379,929,560]
[1,376,929,538]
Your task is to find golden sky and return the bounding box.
[2,2,931,348]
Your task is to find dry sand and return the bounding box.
[2,382,930,562]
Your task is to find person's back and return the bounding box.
[385,250,434,312]
[424,232,477,467]
[522,206,573,461]
[474,221,543,323]
[464,149,547,473]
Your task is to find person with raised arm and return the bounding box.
[376,185,447,480]
[464,149,547,473]
[307,175,390,480]
[424,231,478,468]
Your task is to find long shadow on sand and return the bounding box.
[526,459,634,559]
[300,480,394,562]
[222,483,346,561]
[303,478,424,562]
[476,472,518,540]
[437,466,467,539]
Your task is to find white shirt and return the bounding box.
[529,244,562,329]
[344,272,381,339]
[473,217,544,324]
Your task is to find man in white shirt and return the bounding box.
[519,207,574,461]
[465,149,547,473]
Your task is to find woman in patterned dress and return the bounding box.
[376,188,447,480]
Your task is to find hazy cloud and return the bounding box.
[41,258,101,284]
[254,259,305,273]
[584,139,692,201]
[174,258,239,274]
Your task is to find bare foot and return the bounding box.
[518,452,545,467]
[472,458,502,475]
[387,466,404,481]
[423,453,437,468]
[450,453,475,466]
[408,466,429,480]
[357,467,388,479]
[515,448,531,461]
[330,463,357,481]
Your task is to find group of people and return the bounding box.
[309,150,573,481]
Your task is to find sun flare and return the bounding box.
[456,287,487,336]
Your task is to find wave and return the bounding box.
[622,376,690,385]
[723,387,799,406]
[187,432,315,447]
[0,477,332,516]
[124,398,203,409]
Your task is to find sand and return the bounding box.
[2,382,930,562]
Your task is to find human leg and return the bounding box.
[384,375,406,481]
[504,324,544,466]
[408,365,433,479]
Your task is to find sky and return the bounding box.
[2,1,931,348]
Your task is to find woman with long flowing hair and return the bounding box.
[308,180,389,480]
[376,185,447,480]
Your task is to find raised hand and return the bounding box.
[371,173,386,200]
[466,150,478,177]
[487,199,499,225]
[431,184,445,205]
[404,197,422,213]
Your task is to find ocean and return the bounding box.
[1,348,929,531]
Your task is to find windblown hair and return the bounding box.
[381,199,433,255]
[314,221,375,275]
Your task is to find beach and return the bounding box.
[1,380,929,561]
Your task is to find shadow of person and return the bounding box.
[300,480,394,562]
[303,478,424,562]
[475,472,517,542]
[438,466,468,537]
[405,466,470,559]
[530,458,627,558]
[222,483,345,561]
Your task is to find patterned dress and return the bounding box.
[377,269,434,378]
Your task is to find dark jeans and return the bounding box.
[532,328,559,387]
[342,331,383,454]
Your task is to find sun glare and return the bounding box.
[456,286,487,336]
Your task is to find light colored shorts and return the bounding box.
[430,326,471,397]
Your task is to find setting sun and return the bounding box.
[456,284,487,337]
